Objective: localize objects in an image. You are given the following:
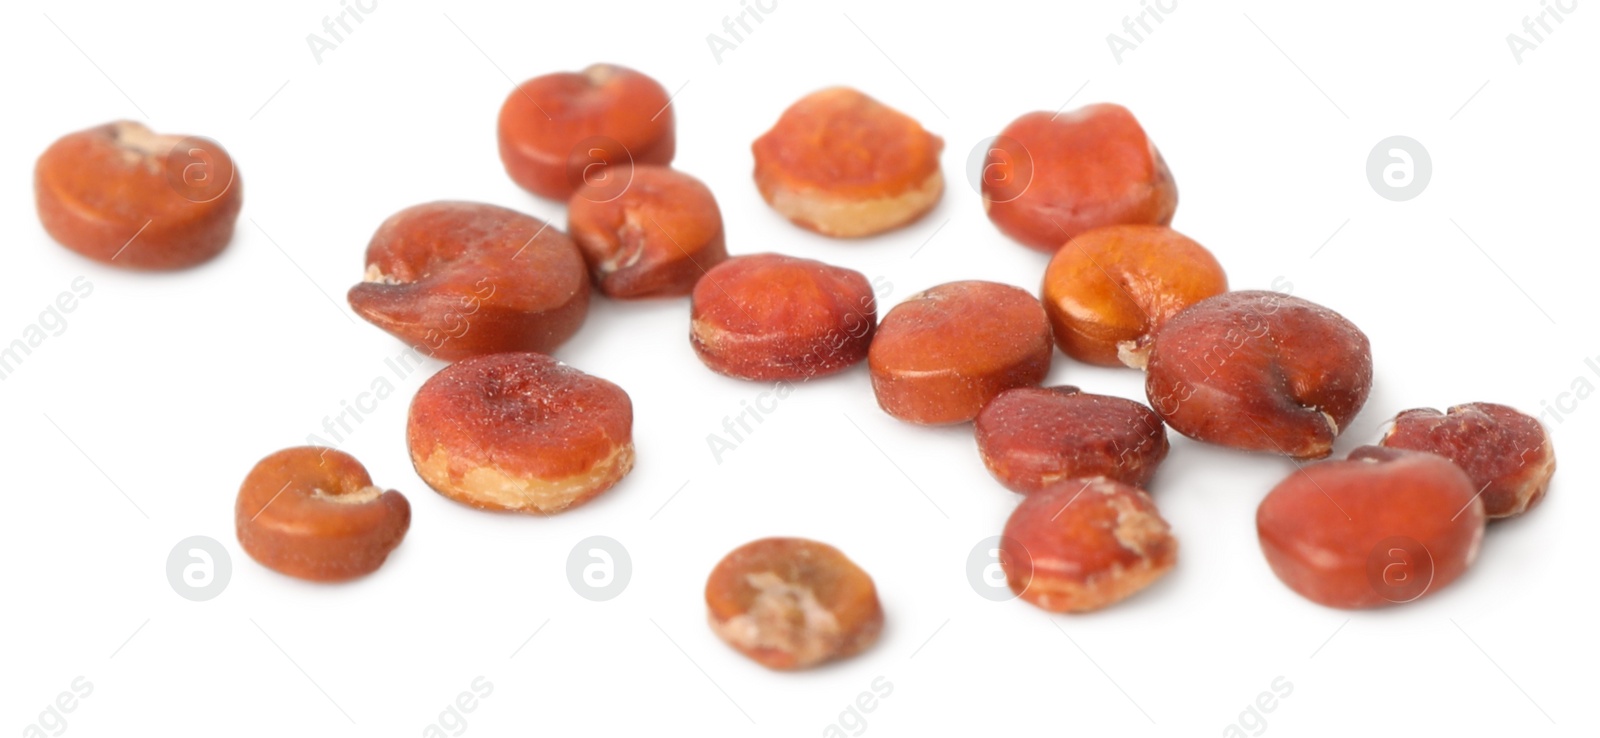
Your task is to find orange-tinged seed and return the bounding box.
[567,165,727,298]
[1042,225,1226,368]
[348,201,589,361]
[975,386,1169,494]
[35,120,242,269]
[753,87,944,237]
[869,280,1052,425]
[407,352,634,514]
[498,64,675,200]
[235,447,410,582]
[691,253,877,381]
[705,537,884,670]
[1144,291,1372,459]
[1257,446,1485,609]
[982,105,1176,253]
[1001,477,1177,613]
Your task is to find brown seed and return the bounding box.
[705,537,884,670]
[498,64,675,200]
[975,386,1169,494]
[1257,446,1485,609]
[1380,403,1555,519]
[982,105,1176,253]
[752,87,944,237]
[1041,225,1227,368]
[869,281,1052,425]
[35,121,242,269]
[235,447,410,582]
[690,253,877,381]
[407,352,634,514]
[567,165,727,298]
[347,201,590,361]
[1000,477,1177,613]
[1144,291,1372,459]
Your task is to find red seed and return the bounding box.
[1144,291,1372,459]
[1380,403,1555,519]
[982,105,1176,253]
[691,253,877,381]
[348,201,589,361]
[498,64,675,200]
[976,386,1169,494]
[1257,446,1485,609]
[869,281,1052,425]
[1001,477,1177,613]
[407,352,634,514]
[567,165,727,298]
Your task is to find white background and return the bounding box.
[2,1,1594,736]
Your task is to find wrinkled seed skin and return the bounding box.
[1042,225,1227,367]
[235,447,410,582]
[498,64,675,200]
[1001,477,1177,613]
[869,281,1052,425]
[1144,291,1372,459]
[567,165,727,298]
[691,253,877,381]
[407,352,634,514]
[983,105,1176,253]
[35,121,242,269]
[975,386,1169,494]
[1257,447,1485,609]
[1381,403,1555,519]
[705,537,884,670]
[348,201,590,361]
[752,87,944,237]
